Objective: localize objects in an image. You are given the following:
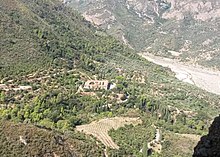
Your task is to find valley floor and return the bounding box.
[139,53,220,95]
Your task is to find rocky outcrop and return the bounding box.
[163,0,220,21]
[193,115,220,157]
[69,0,220,26]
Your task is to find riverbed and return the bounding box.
[139,53,220,95]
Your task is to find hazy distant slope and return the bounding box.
[69,0,220,69]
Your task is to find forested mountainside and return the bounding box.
[1,0,220,156]
[0,0,124,77]
[69,0,220,69]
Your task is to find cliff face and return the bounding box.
[193,115,220,157]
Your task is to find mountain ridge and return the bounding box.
[68,0,220,69]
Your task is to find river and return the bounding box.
[139,53,220,95]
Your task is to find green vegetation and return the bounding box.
[0,0,220,156]
[0,120,104,157]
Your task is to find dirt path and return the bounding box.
[139,53,220,95]
[76,117,142,149]
[147,125,162,153]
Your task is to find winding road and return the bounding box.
[139,53,220,95]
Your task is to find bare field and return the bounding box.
[175,133,201,141]
[76,117,142,149]
[163,132,201,156]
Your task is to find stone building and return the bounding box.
[84,80,109,90]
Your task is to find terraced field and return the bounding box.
[76,117,142,149]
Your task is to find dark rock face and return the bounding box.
[193,115,220,157]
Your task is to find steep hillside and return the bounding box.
[69,0,220,69]
[0,0,122,77]
[0,120,103,157]
[1,0,220,156]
